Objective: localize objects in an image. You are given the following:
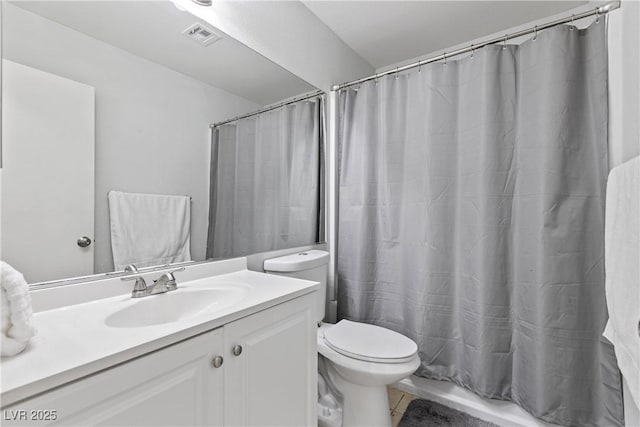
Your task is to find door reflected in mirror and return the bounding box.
[1,1,323,285]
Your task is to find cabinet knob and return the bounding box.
[211,355,224,368]
[77,236,92,247]
[232,345,243,356]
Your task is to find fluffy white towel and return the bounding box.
[603,156,640,408]
[1,261,36,357]
[108,191,192,271]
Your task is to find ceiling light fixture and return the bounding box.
[191,0,212,6]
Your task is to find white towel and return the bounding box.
[108,191,192,271]
[1,261,36,357]
[603,156,640,408]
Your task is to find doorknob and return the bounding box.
[77,236,92,247]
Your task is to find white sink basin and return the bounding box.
[105,285,249,328]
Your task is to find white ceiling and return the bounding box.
[12,1,316,105]
[303,1,589,69]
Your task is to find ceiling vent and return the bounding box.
[182,23,222,46]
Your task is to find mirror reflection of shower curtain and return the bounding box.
[337,22,623,427]
[207,97,322,259]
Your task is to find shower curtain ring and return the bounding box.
[502,34,508,50]
[595,8,601,24]
[395,67,399,79]
[418,61,422,72]
[533,25,538,41]
[375,73,379,84]
[470,44,474,58]
[443,52,447,65]
[570,14,575,29]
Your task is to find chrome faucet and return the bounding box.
[121,264,185,298]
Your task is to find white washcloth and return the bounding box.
[1,261,36,357]
[603,156,640,408]
[108,191,192,271]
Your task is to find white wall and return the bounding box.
[2,4,260,274]
[609,0,640,169]
[609,7,640,424]
[173,0,374,92]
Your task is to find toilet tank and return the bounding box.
[264,250,329,322]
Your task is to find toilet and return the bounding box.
[264,250,420,427]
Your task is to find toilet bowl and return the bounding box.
[318,321,420,427]
[264,250,420,427]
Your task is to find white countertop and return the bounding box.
[0,262,319,407]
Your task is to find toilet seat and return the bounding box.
[323,320,418,364]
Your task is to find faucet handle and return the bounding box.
[162,267,186,280]
[155,267,185,291]
[123,264,139,273]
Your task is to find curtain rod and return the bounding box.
[331,1,620,91]
[210,90,324,128]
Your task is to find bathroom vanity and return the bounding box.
[0,258,318,426]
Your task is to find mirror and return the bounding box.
[1,1,323,285]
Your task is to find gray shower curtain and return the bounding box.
[337,22,623,426]
[207,97,322,259]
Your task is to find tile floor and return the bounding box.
[388,386,419,427]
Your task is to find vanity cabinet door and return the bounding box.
[223,293,317,427]
[3,328,225,427]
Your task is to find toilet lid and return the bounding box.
[323,320,418,363]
